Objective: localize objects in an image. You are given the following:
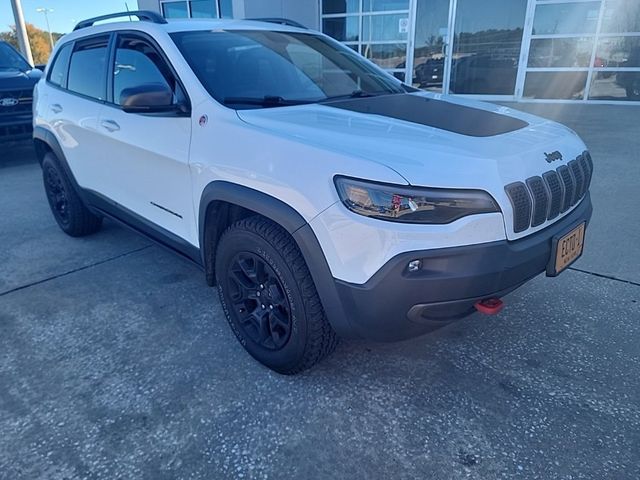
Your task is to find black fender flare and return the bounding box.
[33,126,87,201]
[198,181,355,338]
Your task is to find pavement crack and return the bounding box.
[0,245,153,297]
[568,266,640,288]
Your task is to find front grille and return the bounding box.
[505,151,593,233]
[0,89,33,116]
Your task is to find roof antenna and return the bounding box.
[125,2,132,22]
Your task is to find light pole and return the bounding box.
[36,7,55,50]
[10,0,34,66]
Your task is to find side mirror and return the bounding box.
[120,83,188,115]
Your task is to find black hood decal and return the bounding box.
[324,94,528,137]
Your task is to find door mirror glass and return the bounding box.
[119,83,182,113]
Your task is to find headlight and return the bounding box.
[334,176,499,224]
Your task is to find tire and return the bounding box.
[215,216,338,374]
[42,152,102,237]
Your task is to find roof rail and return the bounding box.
[247,18,307,29]
[73,10,168,31]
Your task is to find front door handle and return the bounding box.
[50,104,63,113]
[100,120,120,132]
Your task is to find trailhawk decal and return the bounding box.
[325,94,529,137]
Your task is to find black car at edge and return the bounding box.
[0,41,42,144]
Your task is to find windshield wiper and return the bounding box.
[223,96,314,108]
[320,90,394,103]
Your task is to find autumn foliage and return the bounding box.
[0,23,63,65]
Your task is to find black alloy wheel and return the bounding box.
[227,251,292,350]
[215,216,338,374]
[41,152,102,236]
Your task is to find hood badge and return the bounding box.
[0,97,19,107]
[544,151,563,163]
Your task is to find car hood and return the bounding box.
[0,68,42,90]
[236,92,587,191]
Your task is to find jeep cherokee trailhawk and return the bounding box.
[33,11,593,373]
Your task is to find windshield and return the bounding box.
[0,42,30,71]
[171,30,406,109]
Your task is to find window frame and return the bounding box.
[105,31,192,117]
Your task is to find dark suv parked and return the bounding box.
[0,41,42,143]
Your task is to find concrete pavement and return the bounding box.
[1,104,639,479]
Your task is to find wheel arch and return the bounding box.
[198,181,355,338]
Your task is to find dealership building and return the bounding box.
[137,0,640,103]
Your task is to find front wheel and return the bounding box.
[215,216,338,374]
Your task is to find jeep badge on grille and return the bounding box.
[544,151,563,163]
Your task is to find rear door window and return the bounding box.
[67,35,110,100]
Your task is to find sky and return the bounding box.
[1,0,139,34]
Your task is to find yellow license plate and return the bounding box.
[554,223,586,274]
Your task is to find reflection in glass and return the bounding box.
[532,2,600,35]
[523,71,588,99]
[450,0,527,95]
[362,14,410,42]
[363,43,407,69]
[219,0,233,18]
[600,0,640,33]
[162,1,189,18]
[363,0,410,11]
[190,0,216,18]
[412,0,450,90]
[528,38,594,68]
[323,0,359,15]
[323,17,360,42]
[596,36,640,68]
[589,71,640,100]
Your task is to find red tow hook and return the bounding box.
[475,298,504,315]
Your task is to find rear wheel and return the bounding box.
[42,152,102,237]
[215,216,338,374]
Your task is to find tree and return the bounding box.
[0,23,63,65]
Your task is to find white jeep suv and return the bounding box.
[33,11,593,373]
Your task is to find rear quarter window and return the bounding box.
[48,43,73,88]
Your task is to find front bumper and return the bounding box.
[332,193,593,341]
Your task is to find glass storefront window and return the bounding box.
[363,0,410,11]
[323,0,359,15]
[219,0,233,18]
[523,71,588,99]
[362,43,407,69]
[589,71,640,100]
[362,14,410,41]
[449,0,527,95]
[533,2,601,35]
[601,0,640,33]
[162,1,189,18]
[528,37,594,68]
[596,36,640,68]
[191,0,216,18]
[412,0,450,90]
[323,17,360,42]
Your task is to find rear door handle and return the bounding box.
[100,120,120,132]
[50,104,62,113]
